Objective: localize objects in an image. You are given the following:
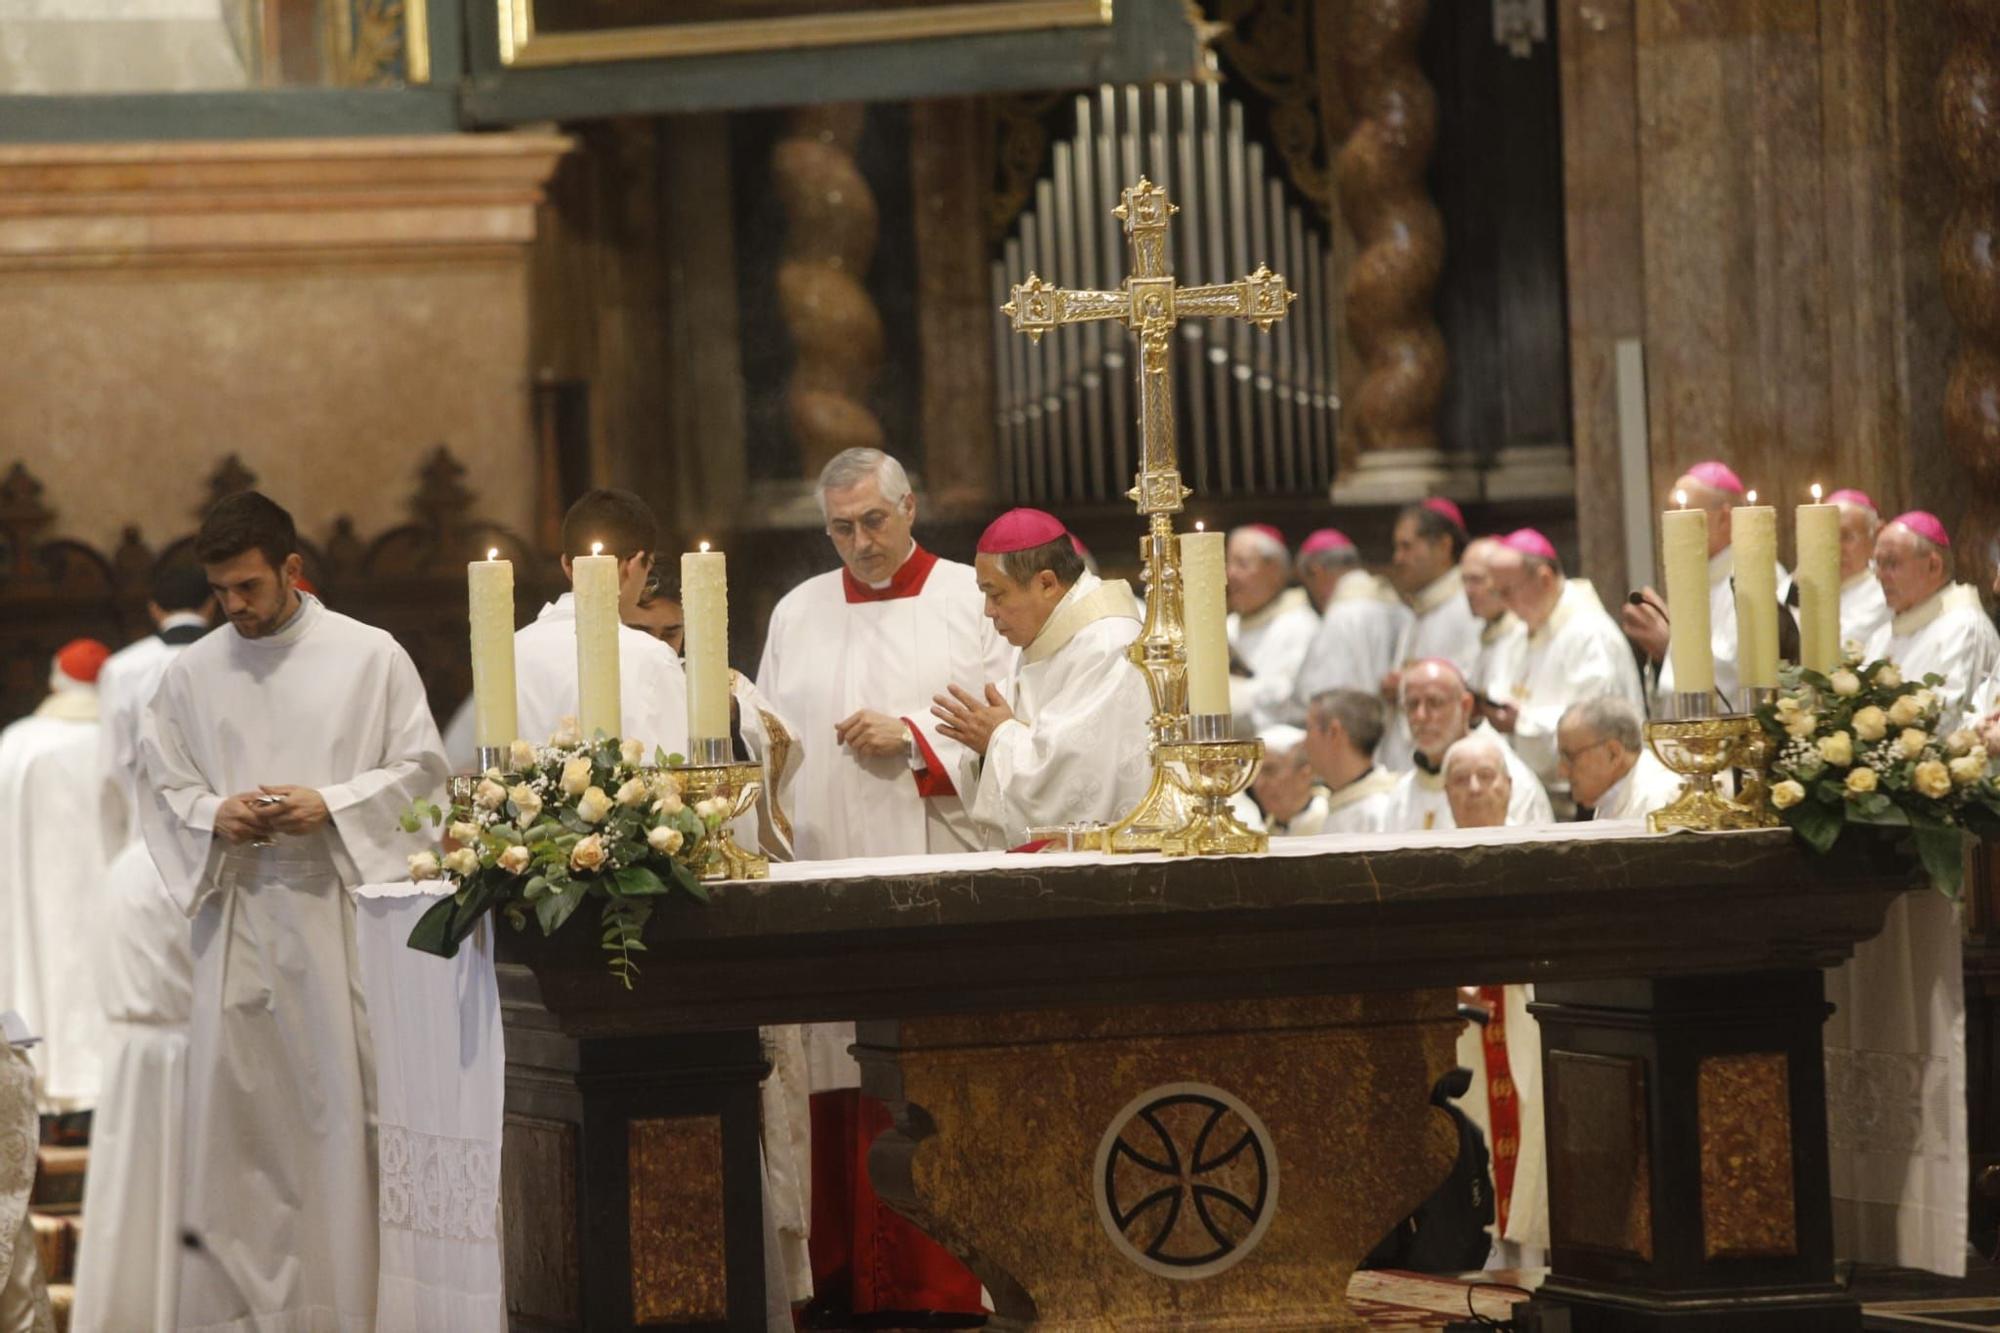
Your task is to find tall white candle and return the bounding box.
[1732,502,1778,692]
[1797,485,1841,675]
[573,543,622,742]
[1661,499,1715,702]
[682,544,731,745]
[1180,528,1230,717]
[467,549,517,752]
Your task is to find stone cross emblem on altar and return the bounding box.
[999,177,1295,854]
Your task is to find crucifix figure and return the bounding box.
[1000,177,1294,851]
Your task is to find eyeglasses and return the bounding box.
[1557,737,1614,767]
[826,509,896,541]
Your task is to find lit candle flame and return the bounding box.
[591,541,602,556]
[487,547,499,561]
[1674,489,1687,509]
[1194,520,1205,532]
[1745,489,1757,505]
[1811,482,1823,503]
[699,540,711,553]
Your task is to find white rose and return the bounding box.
[497,844,533,875]
[550,716,582,747]
[621,738,648,766]
[1949,729,1983,757]
[615,778,650,808]
[1874,664,1904,689]
[1771,779,1806,810]
[1817,731,1854,767]
[1852,706,1889,742]
[1914,760,1954,800]
[697,796,732,821]
[569,833,606,873]
[1783,710,1818,740]
[1776,696,1802,716]
[651,770,684,799]
[652,792,684,817]
[1950,754,1988,787]
[1828,669,1862,697]
[646,825,685,855]
[474,778,508,811]
[443,847,481,877]
[1888,694,1925,728]
[448,820,481,845]
[1897,727,1932,760]
[407,851,440,881]
[560,756,594,796]
[576,786,613,824]
[509,738,538,771]
[508,783,543,822]
[1846,767,1879,795]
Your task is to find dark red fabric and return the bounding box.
[1476,985,1523,1235]
[900,718,957,799]
[807,1089,984,1316]
[842,545,940,604]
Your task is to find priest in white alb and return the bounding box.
[141,491,449,1332]
[1301,689,1400,834]
[1826,509,1993,1277]
[1828,488,1892,654]
[1482,528,1644,795]
[1292,529,1409,707]
[1384,659,1551,833]
[1557,697,1680,822]
[0,637,113,1112]
[70,565,210,1333]
[932,508,1153,849]
[1381,499,1482,768]
[756,448,1004,1322]
[1225,524,1318,734]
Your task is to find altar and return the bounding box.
[495,820,1921,1332]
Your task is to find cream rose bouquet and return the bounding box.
[399,725,733,986]
[1756,655,2000,896]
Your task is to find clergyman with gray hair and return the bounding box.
[1557,696,1681,822]
[1225,524,1321,735]
[1302,688,1400,834]
[1292,529,1410,715]
[755,447,1010,1322]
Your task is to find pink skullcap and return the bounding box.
[1684,460,1746,495]
[1826,488,1876,513]
[55,638,110,684]
[1299,528,1355,556]
[978,507,1069,554]
[1069,534,1091,558]
[1235,522,1288,551]
[1500,527,1558,561]
[1421,497,1466,531]
[1890,510,1951,549]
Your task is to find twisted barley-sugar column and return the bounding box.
[773,104,886,476]
[1942,0,2000,581]
[1334,0,1446,458]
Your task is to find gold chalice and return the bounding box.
[1157,738,1268,857]
[672,757,770,881]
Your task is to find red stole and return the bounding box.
[1477,984,1524,1236]
[842,545,939,603]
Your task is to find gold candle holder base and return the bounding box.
[1103,763,1193,854]
[1157,739,1269,857]
[1729,720,1783,829]
[1645,716,1774,833]
[672,760,771,881]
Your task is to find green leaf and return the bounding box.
[535,883,587,935]
[1788,798,1844,855]
[405,896,463,958]
[612,865,668,897]
[1910,821,1968,899]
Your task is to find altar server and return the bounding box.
[1382,499,1482,768]
[71,571,208,1333]
[1558,697,1680,822]
[1461,537,1526,703]
[0,637,113,1111]
[1302,689,1399,834]
[1620,460,1792,710]
[1293,529,1409,707]
[1385,660,1551,833]
[515,488,689,756]
[1226,525,1318,734]
[1828,489,1892,653]
[1863,512,1999,731]
[1484,529,1644,792]
[141,491,449,1331]
[933,508,1152,849]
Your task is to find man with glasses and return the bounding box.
[1383,659,1550,832]
[1557,696,1678,821]
[755,448,1007,1325]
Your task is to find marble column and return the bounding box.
[1941,0,2000,590]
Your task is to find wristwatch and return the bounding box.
[903,724,924,771]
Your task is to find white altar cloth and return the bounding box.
[351,884,506,1333]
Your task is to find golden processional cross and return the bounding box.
[1001,178,1294,855]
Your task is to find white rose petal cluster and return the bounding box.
[615,778,650,808]
[509,783,543,823]
[1951,753,1989,787]
[1783,710,1818,740]
[497,844,533,875]
[407,851,440,881]
[647,825,684,855]
[1771,779,1806,810]
[1828,669,1862,697]
[1846,767,1879,795]
[1896,728,1932,761]
[1852,706,1889,742]
[1914,760,1954,800]
[576,785,613,824]
[1949,729,1984,758]
[652,792,684,817]
[509,738,539,770]
[569,834,606,872]
[473,778,508,811]
[448,819,481,845]
[550,717,582,747]
[560,756,594,796]
[1817,731,1854,767]
[1888,694,1926,728]
[1875,665,1903,690]
[696,796,732,822]
[621,738,648,766]
[443,847,481,877]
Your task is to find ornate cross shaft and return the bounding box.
[998,178,1294,853]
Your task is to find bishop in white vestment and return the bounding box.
[1485,529,1645,793]
[1384,660,1551,832]
[1292,530,1409,707]
[935,509,1152,850]
[1825,489,1892,654]
[1225,525,1319,734]
[0,640,113,1111]
[142,494,448,1332]
[1382,500,1482,769]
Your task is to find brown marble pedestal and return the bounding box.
[860,993,1460,1331]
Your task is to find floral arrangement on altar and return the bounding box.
[401,723,734,986]
[1754,655,2000,896]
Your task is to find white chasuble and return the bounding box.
[757,546,1011,862]
[1318,768,1400,836]
[516,593,689,757]
[961,573,1154,850]
[0,690,111,1110]
[141,595,448,1333]
[1470,613,1527,704]
[1227,587,1319,734]
[1498,581,1646,791]
[1841,570,1892,658]
[1294,570,1411,707]
[1866,583,2000,733]
[1590,751,1683,823]
[1654,548,1794,711]
[1382,727,1552,834]
[1382,569,1483,771]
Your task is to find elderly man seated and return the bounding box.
[1557,697,1681,822]
[1385,660,1552,833]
